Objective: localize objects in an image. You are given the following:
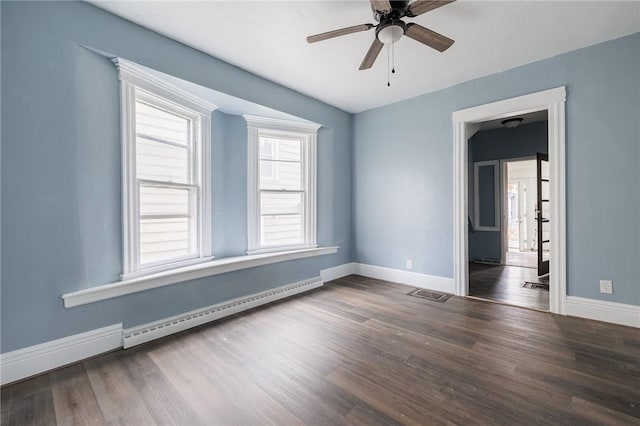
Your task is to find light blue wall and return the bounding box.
[1,1,352,352]
[354,33,640,306]
[468,121,548,261]
[1,2,639,354]
[211,111,249,258]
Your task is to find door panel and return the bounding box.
[536,153,550,276]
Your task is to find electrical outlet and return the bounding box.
[406,259,413,270]
[599,280,613,294]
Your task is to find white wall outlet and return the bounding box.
[599,280,613,294]
[405,259,413,270]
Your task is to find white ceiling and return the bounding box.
[91,1,640,113]
[141,61,313,121]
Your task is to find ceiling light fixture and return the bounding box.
[375,21,406,87]
[501,117,524,128]
[376,22,405,44]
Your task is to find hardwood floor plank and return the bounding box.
[84,353,156,425]
[344,403,406,426]
[2,275,638,425]
[1,375,55,426]
[119,349,205,425]
[0,389,55,426]
[49,364,105,425]
[572,396,640,426]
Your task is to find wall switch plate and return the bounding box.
[599,280,613,294]
[406,259,413,270]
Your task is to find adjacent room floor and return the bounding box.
[2,275,638,425]
[469,262,549,311]
[505,250,537,268]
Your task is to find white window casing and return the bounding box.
[473,160,501,231]
[113,58,217,279]
[244,115,321,255]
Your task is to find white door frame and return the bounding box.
[452,87,567,314]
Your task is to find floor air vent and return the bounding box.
[407,289,452,303]
[472,258,501,265]
[521,281,549,290]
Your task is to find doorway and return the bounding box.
[452,87,567,315]
[504,158,537,269]
[467,118,549,311]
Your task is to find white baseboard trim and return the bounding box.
[565,296,640,328]
[353,263,455,294]
[0,323,123,385]
[320,263,356,282]
[123,277,323,348]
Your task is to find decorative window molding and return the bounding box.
[244,115,321,255]
[112,58,217,279]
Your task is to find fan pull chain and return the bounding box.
[387,44,391,87]
[392,41,396,74]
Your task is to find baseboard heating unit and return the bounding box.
[122,277,323,348]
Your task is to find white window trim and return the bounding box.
[244,115,321,255]
[112,58,217,279]
[473,160,500,231]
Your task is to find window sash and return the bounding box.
[245,117,319,254]
[134,97,200,270]
[258,137,305,248]
[116,60,214,279]
[137,179,200,270]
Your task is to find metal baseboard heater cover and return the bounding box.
[122,277,323,348]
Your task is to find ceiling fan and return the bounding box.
[307,0,456,70]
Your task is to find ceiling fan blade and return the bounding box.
[370,0,392,14]
[359,39,384,70]
[307,24,374,43]
[406,0,455,17]
[405,23,454,52]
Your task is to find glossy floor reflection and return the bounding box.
[469,262,549,311]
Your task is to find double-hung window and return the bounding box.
[245,115,320,254]
[114,58,215,278]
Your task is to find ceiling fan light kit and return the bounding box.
[376,21,406,44]
[307,0,456,82]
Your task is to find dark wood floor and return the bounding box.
[469,262,549,311]
[3,275,639,425]
[505,250,537,268]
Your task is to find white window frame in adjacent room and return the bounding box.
[244,115,321,255]
[113,58,217,279]
[473,160,500,231]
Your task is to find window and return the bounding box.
[245,115,320,254]
[473,160,500,231]
[114,58,216,278]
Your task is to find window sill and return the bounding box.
[121,256,215,281]
[247,244,318,255]
[62,246,338,308]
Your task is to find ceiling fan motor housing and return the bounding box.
[372,0,410,21]
[373,1,410,44]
